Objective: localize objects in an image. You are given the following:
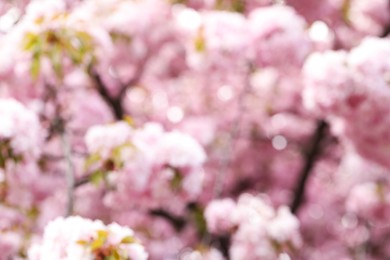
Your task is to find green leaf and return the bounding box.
[111,142,135,169]
[84,153,101,170]
[23,25,96,81]
[170,168,183,190]
[194,28,206,53]
[341,0,351,24]
[91,230,108,251]
[123,116,135,127]
[89,170,105,185]
[48,44,63,78]
[22,32,39,51]
[105,249,121,260]
[109,32,133,44]
[120,236,136,244]
[31,52,41,80]
[26,206,39,219]
[232,0,245,13]
[271,239,282,253]
[191,204,207,237]
[76,31,94,48]
[64,37,84,65]
[76,240,89,246]
[72,30,94,64]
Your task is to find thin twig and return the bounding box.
[90,69,124,120]
[149,209,186,231]
[61,131,75,216]
[290,120,327,214]
[89,51,150,120]
[380,4,390,38]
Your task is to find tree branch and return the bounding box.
[89,50,150,121]
[74,174,90,188]
[380,6,390,38]
[90,69,125,120]
[290,120,328,214]
[149,209,186,231]
[61,129,75,216]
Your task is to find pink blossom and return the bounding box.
[28,216,148,260]
[205,198,236,234]
[206,194,301,259]
[155,130,206,168]
[0,232,22,260]
[346,182,390,222]
[303,50,354,116]
[349,0,390,36]
[249,5,312,70]
[266,206,301,245]
[84,121,133,158]
[181,247,225,260]
[0,98,43,160]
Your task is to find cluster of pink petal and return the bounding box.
[205,194,301,259]
[296,150,390,259]
[0,0,115,104]
[0,0,389,259]
[287,0,390,47]
[303,37,390,168]
[85,122,206,214]
[346,181,390,225]
[181,247,224,260]
[85,121,133,159]
[28,216,147,260]
[0,205,25,259]
[0,98,43,160]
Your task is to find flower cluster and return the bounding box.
[205,194,301,259]
[85,122,206,214]
[28,216,148,260]
[303,37,390,168]
[0,0,389,259]
[0,98,43,166]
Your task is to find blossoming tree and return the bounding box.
[0,0,389,259]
